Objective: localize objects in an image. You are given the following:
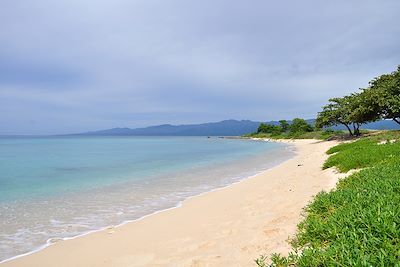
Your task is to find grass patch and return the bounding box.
[244,130,343,141]
[324,136,400,172]
[256,131,400,267]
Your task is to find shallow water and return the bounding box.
[0,136,295,262]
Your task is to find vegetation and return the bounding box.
[245,118,341,140]
[290,118,313,133]
[253,66,400,266]
[279,120,290,132]
[315,94,379,136]
[256,118,313,136]
[255,132,400,266]
[316,66,400,136]
[245,130,341,141]
[249,66,399,139]
[257,123,284,136]
[324,138,400,172]
[368,67,400,125]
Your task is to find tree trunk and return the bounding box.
[344,124,353,136]
[352,123,361,136]
[393,118,400,125]
[355,127,360,136]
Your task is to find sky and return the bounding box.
[1,0,400,135]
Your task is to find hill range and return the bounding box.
[73,119,400,136]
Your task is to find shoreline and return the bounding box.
[0,140,295,264]
[2,139,339,267]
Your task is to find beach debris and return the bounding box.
[297,164,303,167]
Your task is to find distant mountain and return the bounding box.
[76,120,262,136]
[73,119,400,136]
[361,120,400,130]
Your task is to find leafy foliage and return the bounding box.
[316,65,399,136]
[316,93,379,136]
[279,120,290,132]
[289,118,313,133]
[257,123,283,135]
[367,66,400,125]
[257,132,400,267]
[255,119,314,138]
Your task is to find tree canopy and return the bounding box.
[290,118,313,133]
[257,119,313,136]
[316,65,400,136]
[257,123,282,135]
[256,66,399,138]
[367,66,400,125]
[279,120,289,132]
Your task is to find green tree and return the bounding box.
[279,120,289,132]
[289,118,313,134]
[316,97,350,134]
[316,93,379,136]
[257,123,269,133]
[348,91,380,135]
[316,96,359,136]
[257,123,283,135]
[367,66,400,125]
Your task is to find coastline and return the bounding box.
[2,139,339,267]
[0,139,294,264]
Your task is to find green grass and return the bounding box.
[243,130,342,141]
[324,138,400,172]
[256,131,400,267]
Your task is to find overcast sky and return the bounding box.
[1,0,399,134]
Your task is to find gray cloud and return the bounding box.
[1,0,399,134]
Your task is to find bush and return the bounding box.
[257,123,283,135]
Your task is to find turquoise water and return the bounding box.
[0,136,294,262]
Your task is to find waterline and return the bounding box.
[0,137,295,262]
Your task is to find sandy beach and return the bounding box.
[2,139,339,267]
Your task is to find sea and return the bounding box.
[0,136,295,262]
